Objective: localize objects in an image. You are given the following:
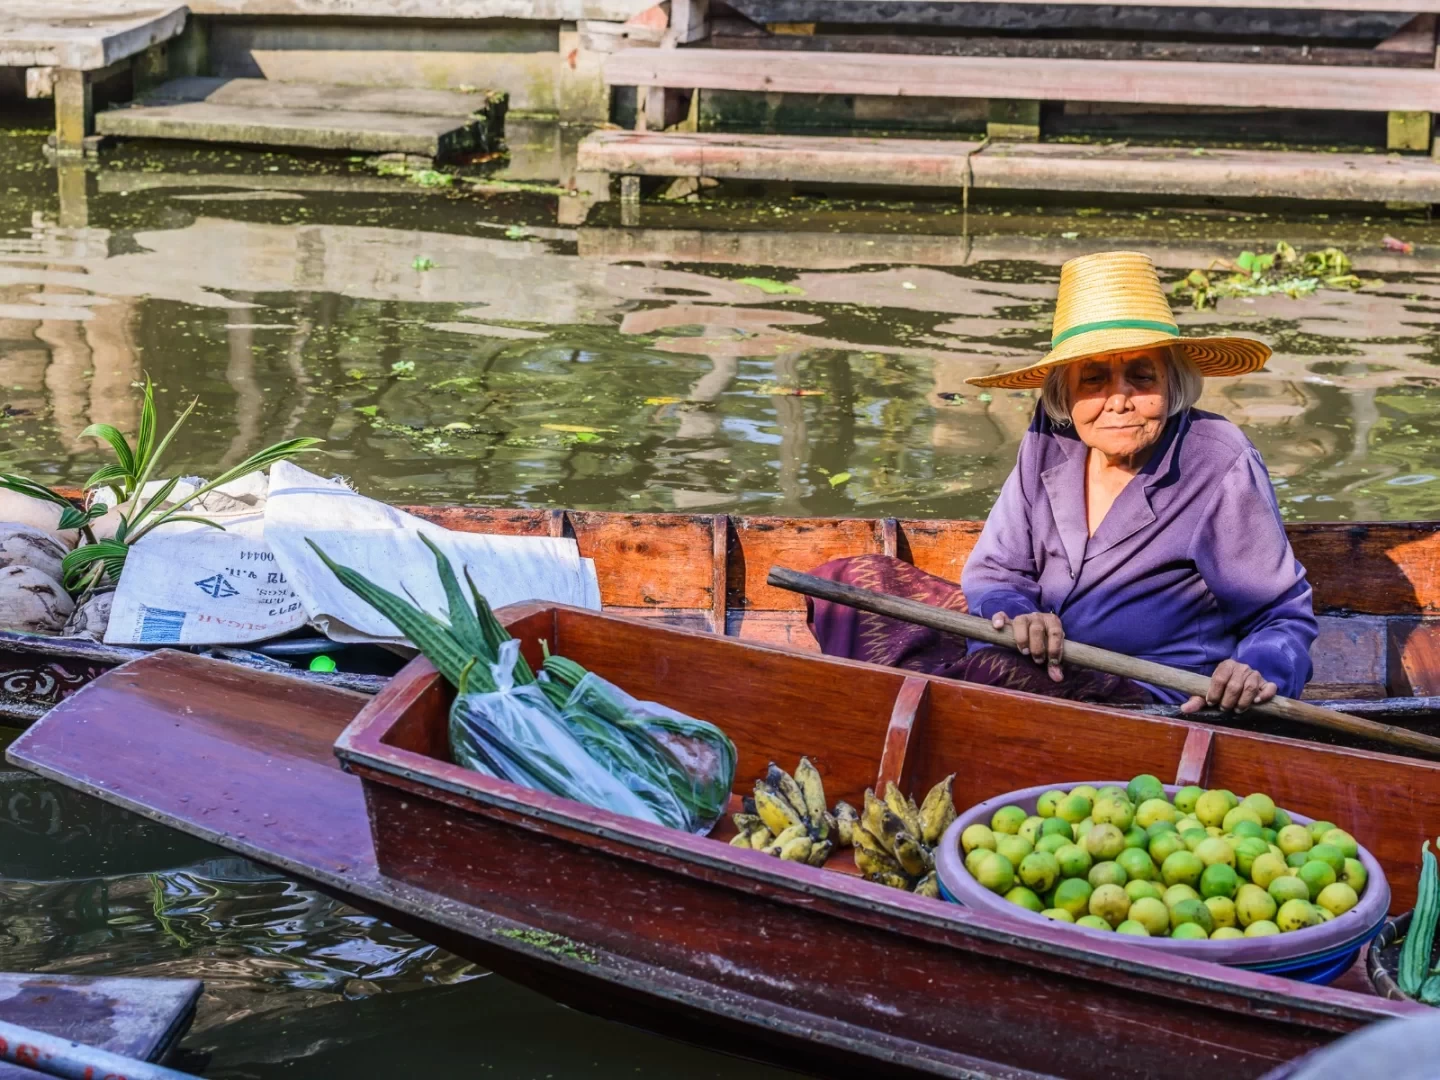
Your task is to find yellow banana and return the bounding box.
[765,824,808,855]
[851,824,890,859]
[767,765,811,823]
[794,757,828,821]
[914,871,940,899]
[894,832,932,877]
[730,832,753,848]
[754,783,804,836]
[732,812,763,836]
[919,774,957,847]
[806,839,834,867]
[748,826,773,850]
[816,810,836,844]
[778,836,813,863]
[867,871,913,890]
[855,844,904,879]
[833,802,858,848]
[864,791,907,855]
[885,782,923,839]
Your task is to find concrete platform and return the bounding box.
[97,76,506,158]
[0,1,186,70]
[575,130,1440,207]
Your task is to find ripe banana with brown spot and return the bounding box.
[730,832,753,848]
[794,757,828,822]
[778,835,814,863]
[893,832,932,877]
[754,783,804,836]
[732,812,763,836]
[867,871,913,891]
[855,843,904,879]
[806,839,834,867]
[914,871,940,899]
[817,810,836,844]
[833,802,858,848]
[764,823,809,856]
[748,826,773,851]
[766,765,811,823]
[919,774,957,847]
[885,781,923,839]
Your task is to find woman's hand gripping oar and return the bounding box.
[768,565,1440,760]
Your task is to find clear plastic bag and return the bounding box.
[560,673,735,835]
[449,641,662,826]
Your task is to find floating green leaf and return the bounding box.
[828,471,852,487]
[736,277,804,296]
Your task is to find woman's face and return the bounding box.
[1066,348,1171,462]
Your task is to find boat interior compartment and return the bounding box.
[341,601,1440,911]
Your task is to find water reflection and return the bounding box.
[4,146,1440,522]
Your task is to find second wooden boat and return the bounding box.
[9,603,1440,1079]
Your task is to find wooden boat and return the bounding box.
[1,509,1438,741]
[10,602,1440,1079]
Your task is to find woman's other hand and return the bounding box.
[1181,658,1277,714]
[993,611,1065,683]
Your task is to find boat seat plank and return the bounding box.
[604,49,1440,113]
[0,973,202,1077]
[1306,616,1388,701]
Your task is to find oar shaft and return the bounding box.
[768,566,1440,759]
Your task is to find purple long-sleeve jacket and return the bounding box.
[960,406,1316,703]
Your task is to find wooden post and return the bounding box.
[987,99,1040,141]
[620,175,641,226]
[52,69,93,155]
[56,163,89,228]
[669,0,710,45]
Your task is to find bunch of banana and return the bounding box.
[852,774,957,899]
[730,757,843,868]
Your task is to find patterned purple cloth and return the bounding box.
[960,406,1316,704]
[805,553,1154,705]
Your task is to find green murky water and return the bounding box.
[3,116,1440,1075]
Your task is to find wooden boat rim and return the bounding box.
[333,604,1424,1021]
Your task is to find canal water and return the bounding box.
[2,114,1440,1074]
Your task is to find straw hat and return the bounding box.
[966,250,1271,390]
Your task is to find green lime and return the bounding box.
[1308,843,1345,874]
[1204,895,1237,929]
[991,805,1028,835]
[1163,883,1200,908]
[1076,915,1113,931]
[1230,820,1264,841]
[1053,877,1094,918]
[1200,863,1239,900]
[1005,885,1045,913]
[1161,850,1205,889]
[1171,921,1209,940]
[1169,897,1215,935]
[1036,790,1067,818]
[1181,828,1210,852]
[1307,820,1338,844]
[1268,875,1310,905]
[1173,785,1204,815]
[1041,908,1075,922]
[1036,833,1070,856]
[1272,808,1292,831]
[1241,792,1276,826]
[1057,794,1093,825]
[960,824,997,854]
[1019,851,1061,894]
[1149,831,1187,866]
[1129,896,1170,935]
[1055,843,1092,880]
[1298,860,1337,901]
[1088,861,1128,889]
[1125,880,1164,903]
[1342,858,1368,894]
[1244,919,1280,937]
[1321,829,1359,860]
[1089,883,1131,928]
[1116,847,1157,882]
[976,852,1015,894]
[1041,816,1074,840]
[996,835,1033,866]
[1115,920,1149,936]
[1211,926,1245,940]
[1234,837,1269,879]
[1276,898,1317,932]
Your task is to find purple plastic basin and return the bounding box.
[934,781,1391,966]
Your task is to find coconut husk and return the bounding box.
[63,588,113,640]
[0,565,74,634]
[0,523,68,582]
[0,491,77,548]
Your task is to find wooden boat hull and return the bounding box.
[10,614,1436,1079]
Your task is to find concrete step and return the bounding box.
[0,1,186,70]
[97,76,507,159]
[576,129,1440,204]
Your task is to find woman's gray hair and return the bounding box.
[1040,347,1203,427]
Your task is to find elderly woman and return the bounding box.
[808,250,1316,713]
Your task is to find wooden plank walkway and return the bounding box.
[98,76,506,159]
[605,48,1440,113]
[0,1,186,71]
[0,973,201,1078]
[577,130,1440,204]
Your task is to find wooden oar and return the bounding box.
[767,565,1440,760]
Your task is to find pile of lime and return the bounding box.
[960,776,1369,939]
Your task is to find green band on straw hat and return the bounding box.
[1049,318,1179,349]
